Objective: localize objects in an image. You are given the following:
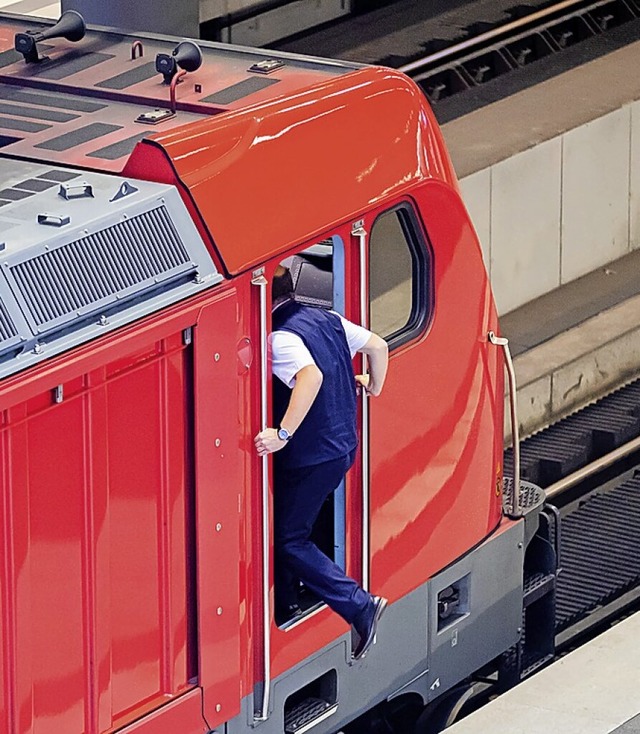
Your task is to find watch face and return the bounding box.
[278,428,290,441]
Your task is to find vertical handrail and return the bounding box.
[488,331,522,517]
[252,269,271,722]
[352,220,370,591]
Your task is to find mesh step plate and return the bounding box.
[285,697,333,734]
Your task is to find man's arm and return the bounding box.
[254,364,323,456]
[355,333,388,397]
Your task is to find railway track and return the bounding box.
[271,0,640,115]
[398,0,640,103]
[423,382,640,733]
[505,377,640,649]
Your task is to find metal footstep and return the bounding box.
[284,697,339,734]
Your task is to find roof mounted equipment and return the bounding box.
[14,10,86,64]
[155,40,202,84]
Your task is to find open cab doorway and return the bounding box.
[270,236,351,630]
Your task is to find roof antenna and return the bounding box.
[14,10,86,64]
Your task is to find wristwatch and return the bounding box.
[277,426,293,442]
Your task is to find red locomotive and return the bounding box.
[0,11,555,734]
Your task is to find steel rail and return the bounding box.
[398,0,598,75]
[545,434,640,499]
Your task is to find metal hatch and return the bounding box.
[0,159,221,378]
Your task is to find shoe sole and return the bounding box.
[352,596,388,661]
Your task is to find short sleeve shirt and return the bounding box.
[271,311,371,388]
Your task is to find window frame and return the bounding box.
[368,201,432,351]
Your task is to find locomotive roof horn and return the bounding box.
[14,10,86,64]
[155,40,203,85]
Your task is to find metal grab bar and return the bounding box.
[352,220,370,591]
[252,269,272,722]
[488,331,522,518]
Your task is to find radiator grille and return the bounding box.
[0,297,18,345]
[10,206,191,329]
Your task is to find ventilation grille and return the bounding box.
[0,298,18,346]
[10,206,192,330]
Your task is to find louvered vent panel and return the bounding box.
[0,298,18,345]
[10,206,191,329]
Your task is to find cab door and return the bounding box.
[363,184,503,605]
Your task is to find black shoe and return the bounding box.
[352,596,388,661]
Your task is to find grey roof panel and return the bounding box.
[34,122,123,151]
[0,159,221,378]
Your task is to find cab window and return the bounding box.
[369,205,430,347]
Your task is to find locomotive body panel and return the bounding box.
[0,311,198,732]
[369,180,504,601]
[136,66,458,275]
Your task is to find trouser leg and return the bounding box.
[274,451,369,625]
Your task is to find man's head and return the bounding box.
[272,264,294,304]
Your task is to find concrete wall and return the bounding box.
[441,38,640,318]
[200,0,350,43]
[459,100,640,315]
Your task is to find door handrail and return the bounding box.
[252,269,272,722]
[488,331,522,517]
[352,220,370,591]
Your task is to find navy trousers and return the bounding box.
[274,449,369,624]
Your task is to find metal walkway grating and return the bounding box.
[555,475,640,631]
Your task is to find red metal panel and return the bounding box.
[107,351,166,716]
[192,291,243,727]
[105,335,191,725]
[0,320,200,734]
[115,689,205,734]
[1,411,14,734]
[0,395,88,733]
[368,182,504,601]
[127,67,458,276]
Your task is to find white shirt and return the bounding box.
[271,310,371,388]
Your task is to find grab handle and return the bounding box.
[252,269,272,722]
[488,331,521,517]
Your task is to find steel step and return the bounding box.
[285,698,338,734]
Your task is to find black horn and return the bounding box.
[15,10,86,63]
[155,41,202,84]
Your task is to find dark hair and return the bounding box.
[272,268,294,302]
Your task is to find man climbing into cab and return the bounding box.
[255,264,389,660]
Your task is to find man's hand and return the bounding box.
[355,374,372,395]
[254,428,286,456]
[355,373,382,397]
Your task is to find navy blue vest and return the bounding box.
[273,301,358,468]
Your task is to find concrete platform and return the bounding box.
[502,249,640,438]
[448,612,640,734]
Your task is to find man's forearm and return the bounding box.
[280,364,323,432]
[254,364,323,456]
[361,334,389,397]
